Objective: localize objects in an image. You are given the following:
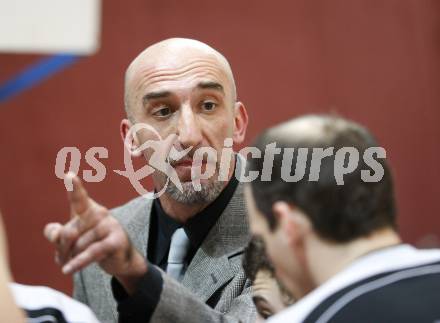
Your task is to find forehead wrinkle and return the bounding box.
[133,61,230,97]
[138,57,226,77]
[145,69,227,90]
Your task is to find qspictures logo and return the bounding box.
[54,123,387,198]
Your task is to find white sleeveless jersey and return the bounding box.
[10,283,100,323]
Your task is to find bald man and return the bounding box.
[45,38,255,323]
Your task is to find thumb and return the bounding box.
[66,173,90,217]
[44,223,63,243]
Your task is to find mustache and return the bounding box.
[167,147,218,167]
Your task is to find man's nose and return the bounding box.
[176,105,203,148]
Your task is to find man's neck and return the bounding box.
[307,228,401,287]
[158,194,210,223]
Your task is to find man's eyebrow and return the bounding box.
[142,82,223,104]
[143,91,171,104]
[197,81,224,94]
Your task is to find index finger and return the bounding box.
[66,173,90,217]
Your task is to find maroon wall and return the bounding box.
[1,0,439,294]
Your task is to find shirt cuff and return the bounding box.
[111,264,164,323]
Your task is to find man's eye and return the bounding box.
[201,101,217,111]
[153,107,172,117]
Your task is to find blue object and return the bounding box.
[0,54,79,102]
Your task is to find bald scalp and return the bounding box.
[124,38,237,121]
[264,114,369,147]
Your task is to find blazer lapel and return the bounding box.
[181,182,250,302]
[104,196,154,320]
[116,195,153,258]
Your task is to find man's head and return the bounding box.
[243,236,293,320]
[121,38,248,205]
[245,114,397,296]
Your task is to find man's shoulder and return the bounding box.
[270,259,440,323]
[111,194,154,223]
[303,259,440,323]
[269,247,440,323]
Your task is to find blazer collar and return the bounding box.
[115,194,154,259]
[181,181,250,302]
[104,195,154,321]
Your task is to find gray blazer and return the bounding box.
[73,182,255,323]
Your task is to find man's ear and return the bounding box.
[232,102,248,145]
[272,202,311,248]
[120,119,142,157]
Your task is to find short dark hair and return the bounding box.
[247,114,397,243]
[242,236,274,282]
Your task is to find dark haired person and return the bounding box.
[243,236,294,321]
[245,114,440,323]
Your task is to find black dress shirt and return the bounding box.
[149,171,239,270]
[112,162,239,323]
